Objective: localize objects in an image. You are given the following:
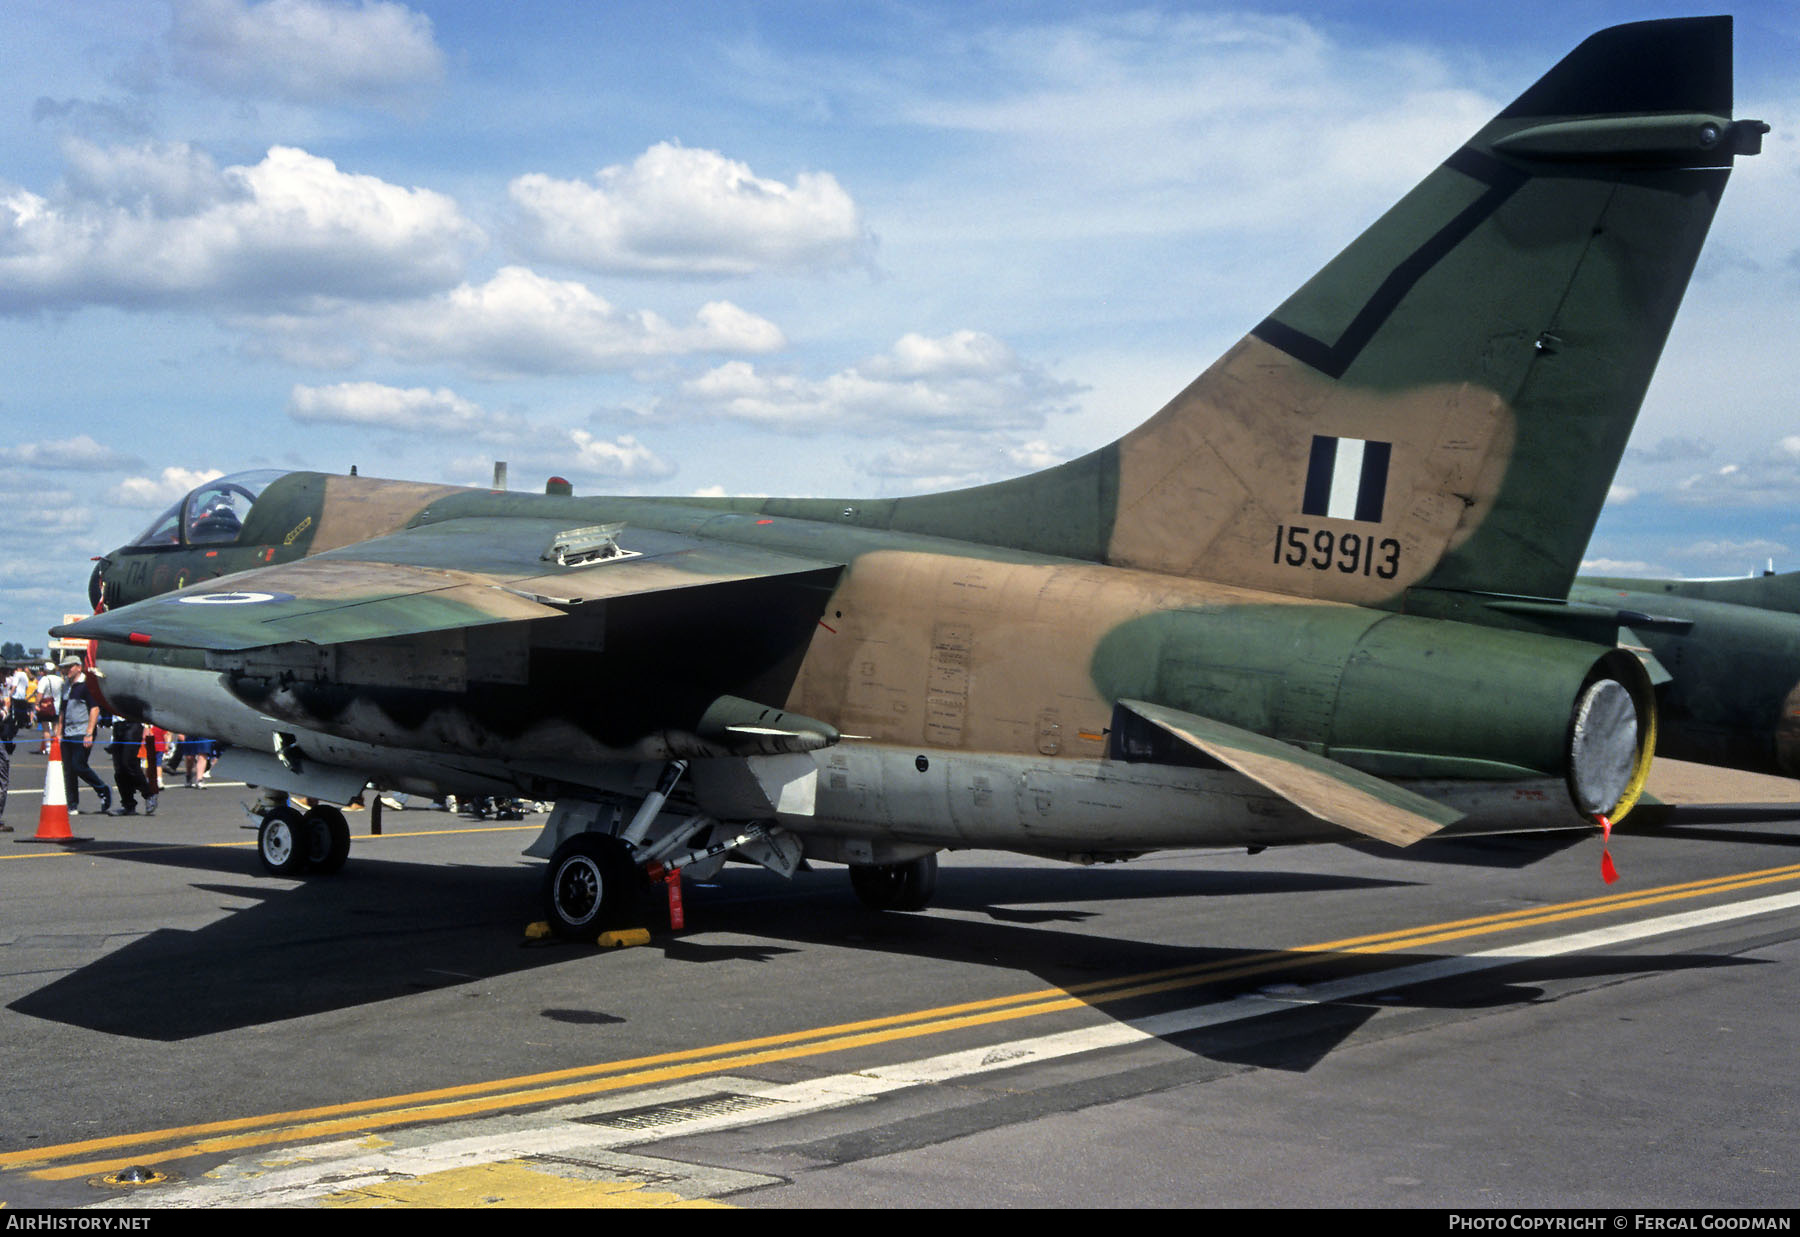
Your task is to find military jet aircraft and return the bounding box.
[59,18,1766,937]
[1566,570,1800,780]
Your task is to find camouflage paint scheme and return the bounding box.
[59,20,1767,923]
[1568,572,1800,780]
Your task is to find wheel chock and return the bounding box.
[524,922,651,948]
[597,928,652,948]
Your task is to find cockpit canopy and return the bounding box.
[128,469,293,549]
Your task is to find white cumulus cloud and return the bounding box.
[561,431,673,480]
[861,437,1077,493]
[168,0,445,108]
[1672,538,1790,566]
[1668,448,1800,508]
[1578,558,1658,576]
[0,435,142,470]
[667,330,1080,433]
[289,381,498,434]
[292,381,676,482]
[110,467,226,508]
[315,266,785,375]
[0,144,479,313]
[509,142,872,276]
[0,486,92,538]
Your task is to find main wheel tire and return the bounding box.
[544,834,641,940]
[849,853,938,911]
[303,805,352,875]
[258,806,310,877]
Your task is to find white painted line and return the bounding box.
[2,782,248,800]
[92,887,1800,1208]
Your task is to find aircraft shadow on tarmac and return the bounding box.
[1342,829,1596,869]
[8,833,1767,1082]
[660,861,1767,1074]
[1342,803,1800,868]
[1612,802,1800,850]
[8,840,1409,1041]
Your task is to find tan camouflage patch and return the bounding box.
[309,475,466,555]
[1107,334,1514,603]
[788,550,1314,754]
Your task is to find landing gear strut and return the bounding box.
[533,760,809,937]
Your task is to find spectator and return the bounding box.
[108,713,154,816]
[59,658,111,816]
[186,736,218,787]
[34,662,62,755]
[5,663,27,749]
[0,678,13,832]
[145,725,167,802]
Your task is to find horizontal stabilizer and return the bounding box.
[1117,699,1462,846]
[56,519,843,652]
[1616,626,1673,687]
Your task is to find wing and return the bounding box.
[1117,698,1463,845]
[55,518,844,652]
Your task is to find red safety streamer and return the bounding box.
[665,868,685,931]
[1596,814,1618,885]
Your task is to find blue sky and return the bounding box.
[2,1,1796,647]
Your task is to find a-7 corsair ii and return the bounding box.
[61,18,1766,937]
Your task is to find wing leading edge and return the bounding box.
[55,518,845,652]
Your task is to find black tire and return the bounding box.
[258,806,310,877]
[849,853,938,911]
[303,806,352,875]
[544,834,641,940]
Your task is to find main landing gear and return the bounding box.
[535,761,946,939]
[543,833,640,939]
[848,853,938,911]
[538,761,807,941]
[253,796,351,877]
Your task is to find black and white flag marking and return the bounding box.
[1302,435,1391,523]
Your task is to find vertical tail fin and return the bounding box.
[877,17,1763,603]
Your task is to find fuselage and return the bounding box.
[86,472,1644,860]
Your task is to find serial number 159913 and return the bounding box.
[1273,524,1400,578]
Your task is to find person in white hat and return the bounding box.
[34,662,62,755]
[58,657,111,816]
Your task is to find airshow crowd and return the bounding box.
[0,657,220,832]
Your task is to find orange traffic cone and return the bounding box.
[32,732,75,843]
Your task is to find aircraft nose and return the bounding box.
[87,557,107,611]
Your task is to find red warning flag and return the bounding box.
[666,868,685,932]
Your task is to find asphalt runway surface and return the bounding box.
[3,750,1798,1209]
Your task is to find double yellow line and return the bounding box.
[8,859,1800,1182]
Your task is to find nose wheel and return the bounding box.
[256,802,352,876]
[849,853,938,911]
[302,805,352,874]
[257,806,310,876]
